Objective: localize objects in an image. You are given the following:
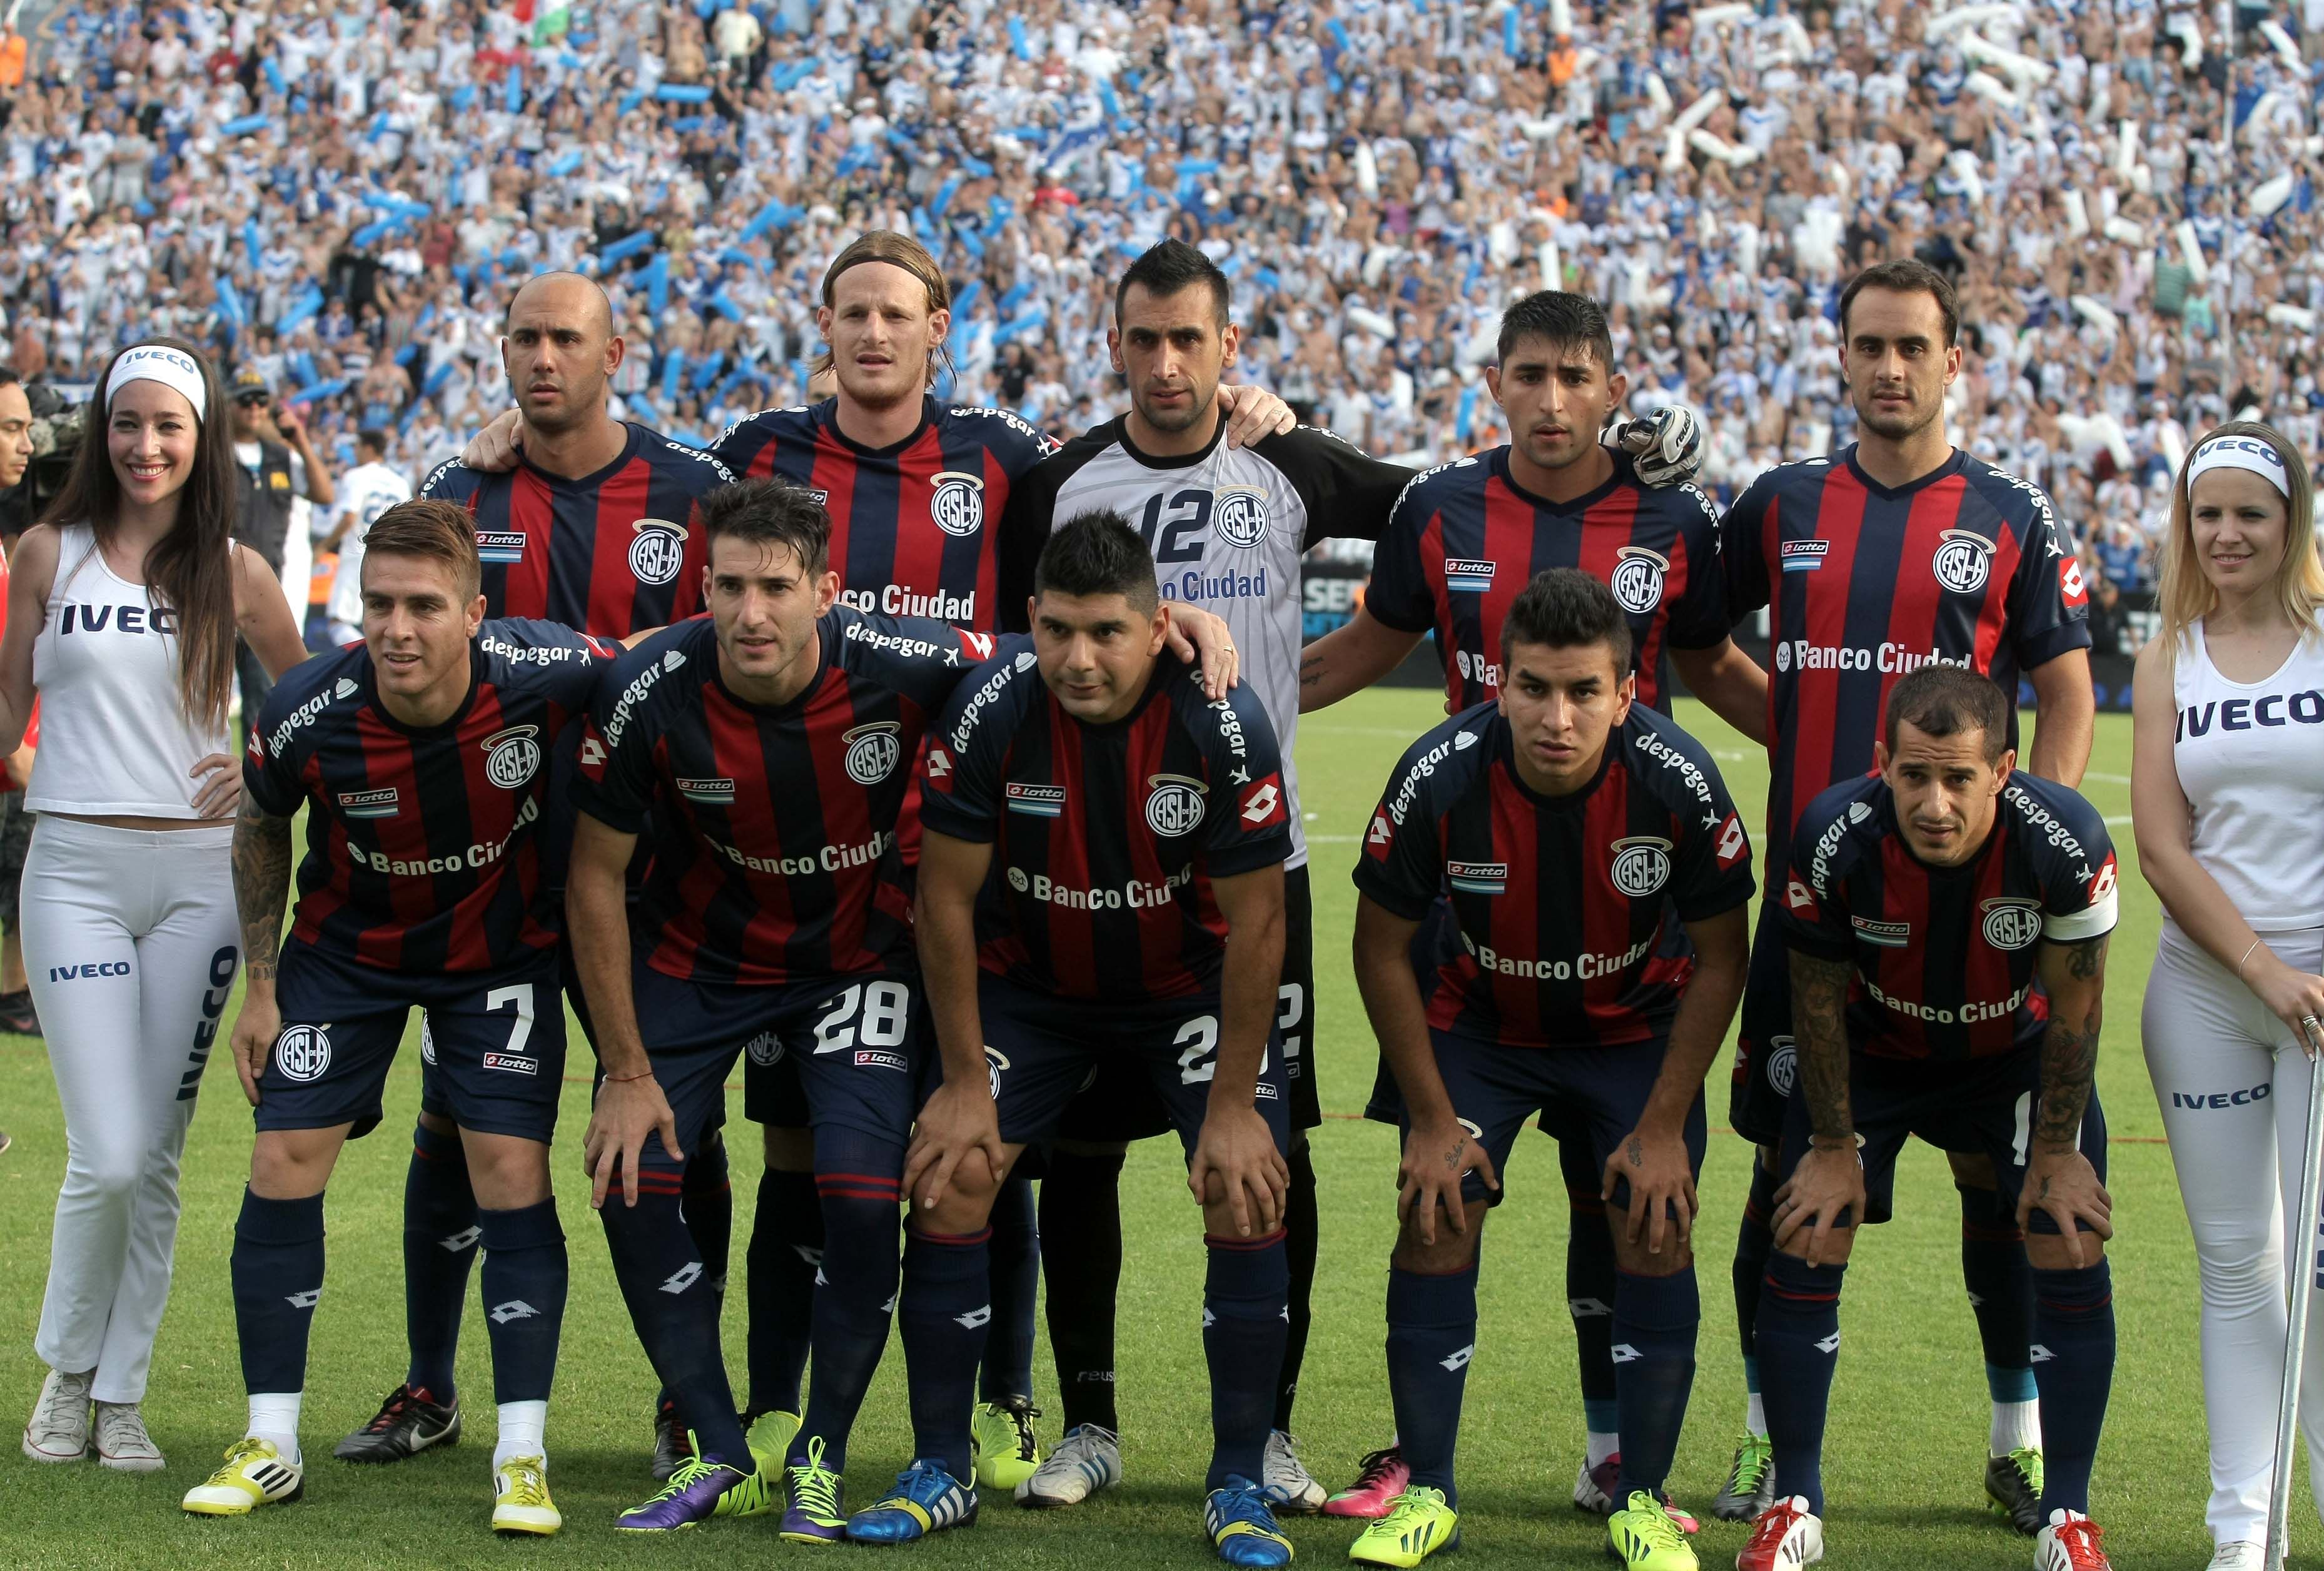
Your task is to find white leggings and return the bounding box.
[2144,922,2324,1549]
[22,816,238,1405]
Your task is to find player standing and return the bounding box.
[1345,571,1751,1571]
[1713,260,2096,1530]
[339,271,741,1475]
[1299,290,1757,1522]
[180,502,622,1533]
[1743,667,2119,1571]
[909,512,1301,1567]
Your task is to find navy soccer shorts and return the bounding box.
[979,973,1290,1160]
[1403,1028,1706,1213]
[1774,1043,2112,1231]
[1728,900,1796,1146]
[1048,862,1320,1142]
[260,942,565,1143]
[617,966,932,1170]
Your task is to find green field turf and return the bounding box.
[0,692,2266,1568]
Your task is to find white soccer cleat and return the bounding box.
[1261,1428,1326,1513]
[22,1366,93,1463]
[2035,1508,2111,1570]
[94,1401,164,1472]
[2205,1544,2263,1571]
[1736,1495,1823,1570]
[1014,1423,1121,1508]
[181,1437,305,1515]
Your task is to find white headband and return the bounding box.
[105,345,208,423]
[2187,433,2290,497]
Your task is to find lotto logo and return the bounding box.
[1237,774,1285,828]
[1438,1345,1475,1373]
[578,734,607,770]
[1785,879,1816,914]
[660,1262,704,1295]
[488,1300,539,1325]
[2061,555,2089,609]
[1714,813,1747,869]
[926,746,953,780]
[1365,810,1394,859]
[953,1304,993,1330]
[286,1288,322,1310]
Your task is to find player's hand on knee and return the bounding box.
[228,995,279,1108]
[1190,1104,1288,1238]
[460,408,525,472]
[585,1075,680,1210]
[904,1076,1006,1213]
[1772,1144,1864,1266]
[2016,1146,2113,1265]
[189,752,241,818]
[1397,1116,1493,1246]
[1216,384,1296,448]
[1605,1126,1697,1256]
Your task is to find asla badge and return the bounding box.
[931,472,984,537]
[1981,897,2044,951]
[483,724,542,789]
[1611,545,1669,614]
[844,721,902,785]
[1610,836,1674,897]
[630,519,689,586]
[1145,773,1207,837]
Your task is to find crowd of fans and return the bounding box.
[2,0,2318,646]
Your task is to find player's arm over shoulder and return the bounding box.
[1253,425,1415,545]
[836,610,994,704]
[917,636,1038,829]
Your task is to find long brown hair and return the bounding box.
[2154,418,2324,669]
[40,338,240,727]
[814,230,956,388]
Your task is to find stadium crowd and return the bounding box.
[0,0,2315,629]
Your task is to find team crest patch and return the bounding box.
[419,1021,436,1066]
[1213,488,1269,548]
[745,1029,782,1068]
[1445,558,1495,594]
[984,1046,1009,1100]
[483,725,542,789]
[1609,836,1673,897]
[630,519,689,586]
[1612,545,1669,614]
[1765,1036,1797,1096]
[335,677,360,699]
[1447,860,1507,895]
[477,530,527,564]
[274,1023,332,1083]
[1144,773,1208,837]
[845,722,903,785]
[1006,866,1031,892]
[1006,782,1066,817]
[1852,916,1911,947]
[678,777,735,805]
[930,472,984,537]
[1981,897,2044,951]
[338,787,400,819]
[1932,528,1994,594]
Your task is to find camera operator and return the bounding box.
[226,367,333,744]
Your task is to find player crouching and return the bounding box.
[183,502,626,1533]
[1344,570,1751,1570]
[1742,667,2119,1571]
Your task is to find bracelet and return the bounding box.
[2238,937,2266,981]
[604,1069,654,1084]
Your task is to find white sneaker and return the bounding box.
[2035,1507,2112,1570]
[22,1367,93,1463]
[94,1401,164,1472]
[1014,1423,1121,1508]
[1261,1429,1326,1513]
[181,1437,305,1515]
[1737,1495,1824,1570]
[2206,1544,2264,1571]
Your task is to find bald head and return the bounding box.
[502,271,623,437]
[505,271,615,337]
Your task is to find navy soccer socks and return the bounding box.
[1205,1230,1290,1490]
[401,1119,477,1402]
[899,1225,992,1482]
[1612,1266,1699,1500]
[2031,1260,2114,1516]
[746,1166,822,1417]
[1754,1252,1846,1517]
[1384,1262,1478,1506]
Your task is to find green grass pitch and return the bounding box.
[0,692,2259,1567]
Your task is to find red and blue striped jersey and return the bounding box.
[916,638,1293,1004]
[419,423,735,636]
[1355,702,1754,1048]
[570,608,993,987]
[709,396,1056,629]
[243,619,619,973]
[1777,770,2118,1061]
[1722,445,2091,893]
[1365,447,1729,712]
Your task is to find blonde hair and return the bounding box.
[2154,418,2324,667]
[814,230,955,388]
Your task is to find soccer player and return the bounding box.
[1742,666,2119,1571]
[908,512,1301,1568]
[1713,259,2096,1529]
[1298,290,1761,1521]
[341,270,744,1477]
[181,500,626,1533]
[1346,570,1752,1571]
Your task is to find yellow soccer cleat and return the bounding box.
[1609,1489,1698,1570]
[1348,1485,1458,1567]
[969,1398,1043,1491]
[492,1455,561,1537]
[181,1437,305,1517]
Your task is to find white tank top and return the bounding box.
[2169,620,2324,931]
[26,524,233,818]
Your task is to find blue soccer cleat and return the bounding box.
[1207,1474,1296,1566]
[615,1441,769,1532]
[845,1458,979,1543]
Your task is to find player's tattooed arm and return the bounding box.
[2033,933,2109,1147]
[231,798,295,989]
[1296,609,1424,712]
[1790,950,1857,1143]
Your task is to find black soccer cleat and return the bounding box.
[334,1384,460,1463]
[650,1400,688,1482]
[1984,1447,2044,1535]
[0,989,41,1038]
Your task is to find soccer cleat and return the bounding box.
[94,1401,164,1472]
[2207,1543,2265,1570]
[1712,1433,1776,1522]
[1208,1475,1296,1567]
[744,1408,801,1472]
[1016,1422,1121,1508]
[1347,1485,1458,1567]
[1611,1490,1699,1570]
[492,1455,560,1536]
[781,1435,848,1545]
[2035,1508,2111,1570]
[0,988,42,1038]
[181,1437,305,1515]
[1737,1496,1824,1570]
[615,1445,767,1532]
[846,1458,979,1543]
[334,1383,460,1463]
[650,1399,687,1481]
[1264,1429,1328,1513]
[969,1397,1043,1490]
[1986,1447,2045,1535]
[1324,1446,1410,1518]
[1577,1454,1620,1513]
[22,1366,92,1463]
